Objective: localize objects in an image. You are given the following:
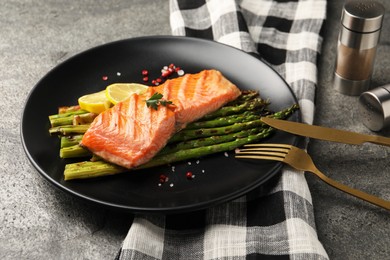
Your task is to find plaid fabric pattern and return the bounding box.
[117,0,328,259]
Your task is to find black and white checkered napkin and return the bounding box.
[117,0,328,259]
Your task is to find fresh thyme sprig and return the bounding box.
[145,92,174,110]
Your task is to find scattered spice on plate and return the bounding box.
[142,63,185,86]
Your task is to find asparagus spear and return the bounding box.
[73,113,98,125]
[185,111,261,129]
[63,127,274,180]
[138,127,274,169]
[50,112,97,127]
[58,105,82,114]
[169,119,266,143]
[60,135,83,148]
[270,104,299,119]
[160,103,299,153]
[50,116,76,127]
[156,128,261,155]
[198,98,270,121]
[49,124,90,136]
[226,90,259,105]
[64,161,125,180]
[169,103,298,143]
[60,145,91,158]
[49,109,88,120]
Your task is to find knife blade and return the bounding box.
[261,117,390,147]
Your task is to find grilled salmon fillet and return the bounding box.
[81,69,241,169]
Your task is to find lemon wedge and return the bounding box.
[105,83,148,105]
[78,90,112,114]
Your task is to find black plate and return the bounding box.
[21,36,300,213]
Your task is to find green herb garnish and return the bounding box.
[145,92,174,110]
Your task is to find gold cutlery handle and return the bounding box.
[312,168,390,211]
[369,135,390,147]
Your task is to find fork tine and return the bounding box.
[238,147,288,153]
[235,154,285,161]
[235,143,288,162]
[243,143,292,149]
[236,151,286,157]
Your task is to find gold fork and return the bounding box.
[235,143,390,211]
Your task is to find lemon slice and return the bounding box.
[105,83,148,105]
[78,90,112,114]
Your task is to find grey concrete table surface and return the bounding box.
[308,0,390,259]
[1,0,389,259]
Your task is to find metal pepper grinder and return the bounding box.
[359,84,390,131]
[334,0,385,96]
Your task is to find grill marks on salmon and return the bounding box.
[164,70,241,128]
[81,70,241,169]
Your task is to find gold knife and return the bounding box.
[261,117,390,147]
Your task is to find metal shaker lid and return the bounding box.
[341,0,385,32]
[358,84,390,131]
